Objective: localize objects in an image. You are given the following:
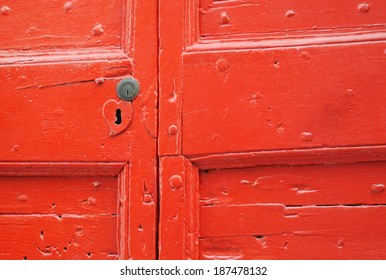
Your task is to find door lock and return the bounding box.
[116,77,140,101]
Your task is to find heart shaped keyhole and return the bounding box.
[115,108,122,125]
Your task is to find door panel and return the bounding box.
[200,0,386,38]
[182,42,386,156]
[0,0,123,50]
[0,176,117,214]
[200,230,386,260]
[200,162,386,205]
[200,162,386,259]
[0,58,131,161]
[159,0,386,259]
[0,215,117,260]
[0,0,158,259]
[0,163,127,260]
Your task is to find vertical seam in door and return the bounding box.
[155,0,161,260]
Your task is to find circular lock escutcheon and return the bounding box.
[116,77,140,101]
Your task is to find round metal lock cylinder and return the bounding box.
[116,77,140,101]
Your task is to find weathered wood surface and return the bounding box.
[159,156,200,260]
[159,0,386,260]
[0,175,118,260]
[200,162,386,259]
[0,0,158,259]
[200,0,385,38]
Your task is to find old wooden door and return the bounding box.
[0,1,157,259]
[159,1,386,259]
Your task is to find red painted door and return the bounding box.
[1,0,386,261]
[0,1,158,259]
[159,0,386,259]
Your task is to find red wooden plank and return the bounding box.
[159,156,200,259]
[201,205,386,238]
[0,49,131,67]
[201,204,386,259]
[158,0,185,155]
[125,0,158,259]
[200,234,386,260]
[200,0,386,38]
[0,0,124,50]
[189,32,386,52]
[117,164,129,259]
[0,214,117,260]
[0,176,117,214]
[200,162,386,206]
[201,204,285,237]
[0,162,124,176]
[182,41,386,156]
[191,146,386,170]
[158,0,199,156]
[0,59,132,162]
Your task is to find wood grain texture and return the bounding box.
[0,0,158,260]
[200,234,386,260]
[125,0,158,259]
[200,0,386,38]
[0,162,124,176]
[0,175,118,260]
[200,205,386,259]
[0,0,124,50]
[158,0,185,155]
[159,0,386,261]
[0,176,117,214]
[191,146,386,170]
[200,162,386,206]
[159,156,200,259]
[0,214,117,260]
[200,161,386,259]
[0,58,132,162]
[182,41,386,157]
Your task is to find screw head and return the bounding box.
[116,77,140,101]
[169,175,183,190]
[168,125,178,135]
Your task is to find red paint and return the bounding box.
[200,0,385,38]
[0,0,158,259]
[159,0,386,260]
[159,156,199,260]
[1,0,386,260]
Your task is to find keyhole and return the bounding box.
[126,89,131,96]
[115,109,122,125]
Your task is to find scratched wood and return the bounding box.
[200,234,386,260]
[201,204,386,236]
[158,0,386,261]
[182,41,386,157]
[158,0,185,155]
[200,205,386,259]
[200,162,386,206]
[200,162,386,259]
[200,0,386,38]
[0,59,133,162]
[191,146,386,170]
[0,0,158,260]
[124,0,158,259]
[0,175,118,260]
[0,162,124,176]
[0,176,117,214]
[159,156,200,260]
[0,0,124,50]
[0,215,117,260]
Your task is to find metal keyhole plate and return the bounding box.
[116,77,140,101]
